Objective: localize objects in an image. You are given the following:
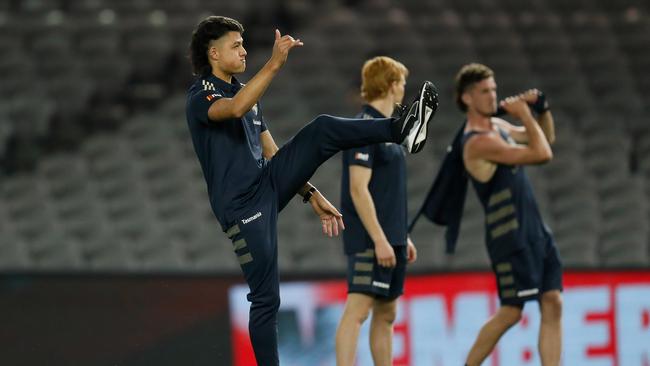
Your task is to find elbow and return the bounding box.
[263,148,278,160]
[349,185,368,200]
[229,100,250,119]
[547,134,556,146]
[539,149,553,163]
[207,98,247,120]
[527,146,552,164]
[231,107,247,119]
[349,187,362,199]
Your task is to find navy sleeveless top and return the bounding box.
[462,127,553,261]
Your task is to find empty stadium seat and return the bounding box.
[0,0,648,274]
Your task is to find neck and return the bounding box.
[211,68,232,84]
[466,109,493,130]
[368,98,396,118]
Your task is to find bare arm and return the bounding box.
[537,110,555,144]
[260,130,279,159]
[208,30,303,122]
[349,166,386,245]
[523,89,555,144]
[466,97,552,165]
[349,165,396,267]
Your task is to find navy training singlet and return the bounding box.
[462,127,552,261]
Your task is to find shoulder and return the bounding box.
[190,77,224,95]
[463,130,505,157]
[463,128,497,145]
[345,144,375,156]
[344,145,375,165]
[199,78,221,92]
[354,112,374,120]
[188,81,225,105]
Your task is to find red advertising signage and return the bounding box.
[229,271,650,366]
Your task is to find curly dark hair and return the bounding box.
[190,16,244,76]
[454,63,494,112]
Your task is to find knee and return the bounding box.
[346,304,372,325]
[313,114,330,124]
[542,291,563,321]
[374,305,397,325]
[309,114,331,133]
[354,306,372,324]
[500,306,523,327]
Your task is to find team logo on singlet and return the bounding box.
[202,80,215,91]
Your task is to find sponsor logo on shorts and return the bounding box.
[372,281,390,290]
[355,152,369,161]
[517,288,539,297]
[242,212,262,224]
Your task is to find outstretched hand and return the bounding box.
[308,191,345,237]
[270,29,303,69]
